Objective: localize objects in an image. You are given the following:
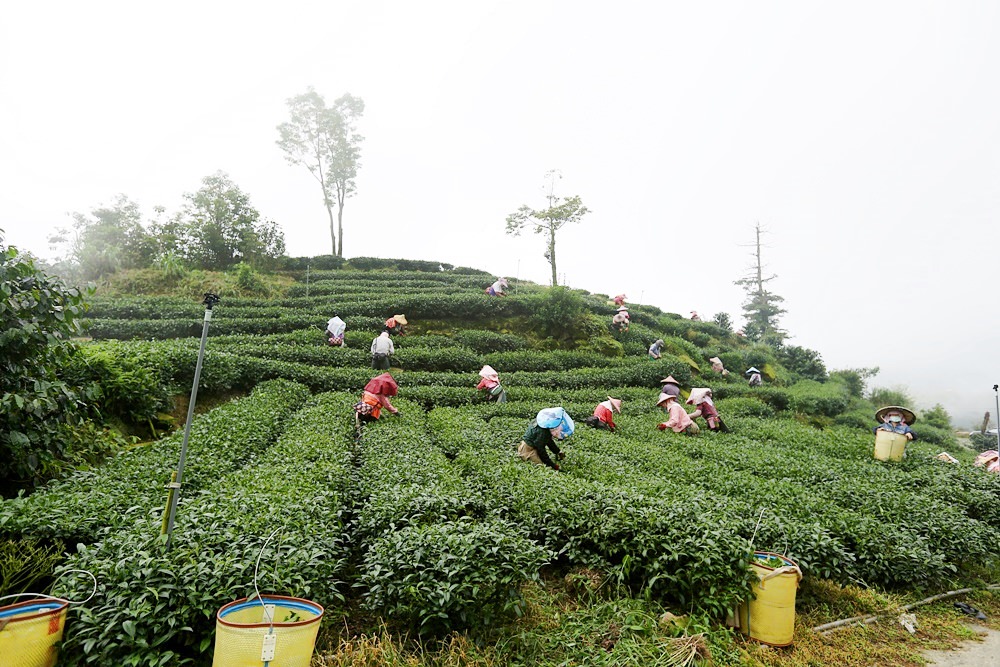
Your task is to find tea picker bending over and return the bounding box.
[325,314,346,347]
[656,392,699,435]
[686,388,727,432]
[354,373,400,423]
[648,339,665,360]
[745,367,763,387]
[518,407,574,470]
[486,277,509,297]
[612,306,630,332]
[476,365,507,403]
[385,314,408,336]
[584,397,622,431]
[873,406,916,441]
[709,356,729,376]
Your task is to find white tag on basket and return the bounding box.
[262,604,275,623]
[261,632,277,661]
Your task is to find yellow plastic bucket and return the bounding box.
[213,595,323,667]
[738,552,802,647]
[874,430,908,461]
[0,598,69,667]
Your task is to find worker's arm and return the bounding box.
[377,394,399,414]
[535,441,559,469]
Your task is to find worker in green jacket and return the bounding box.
[518,407,574,470]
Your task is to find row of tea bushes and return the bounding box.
[567,413,1000,589]
[425,408,757,619]
[0,380,310,543]
[353,402,550,632]
[52,392,356,665]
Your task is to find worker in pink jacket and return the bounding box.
[656,392,699,435]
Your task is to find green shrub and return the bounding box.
[910,423,956,446]
[786,380,850,417]
[834,409,875,431]
[233,261,268,295]
[868,386,914,408]
[526,287,586,344]
[53,392,354,665]
[1,238,95,492]
[716,397,775,419]
[969,432,999,452]
[361,518,549,632]
[454,330,528,354]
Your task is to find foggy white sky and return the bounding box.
[2,1,998,427]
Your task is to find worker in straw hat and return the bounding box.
[709,356,729,376]
[612,305,630,332]
[745,367,763,387]
[659,375,681,398]
[613,293,627,307]
[476,365,507,403]
[686,388,727,432]
[585,396,622,431]
[655,392,699,435]
[385,314,408,336]
[873,406,916,441]
[518,407,574,470]
[648,339,665,360]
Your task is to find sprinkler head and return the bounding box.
[203,293,220,309]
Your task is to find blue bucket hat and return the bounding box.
[536,407,575,437]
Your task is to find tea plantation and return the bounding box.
[2,262,998,665]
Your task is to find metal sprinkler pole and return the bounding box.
[994,385,1000,452]
[164,293,219,549]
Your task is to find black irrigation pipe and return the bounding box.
[811,583,1000,635]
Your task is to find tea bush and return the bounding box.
[0,380,309,543]
[53,391,355,665]
[362,518,549,632]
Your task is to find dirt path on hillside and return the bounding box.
[923,627,1000,666]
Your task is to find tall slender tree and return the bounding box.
[506,171,590,286]
[734,223,787,345]
[276,88,364,257]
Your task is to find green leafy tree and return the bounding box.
[48,195,156,281]
[777,345,828,382]
[506,172,590,286]
[830,367,879,398]
[712,312,733,332]
[868,385,914,408]
[171,172,285,270]
[921,404,953,430]
[276,88,365,257]
[735,223,786,346]
[0,231,93,490]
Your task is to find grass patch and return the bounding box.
[313,576,1000,666]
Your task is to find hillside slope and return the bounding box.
[2,261,997,666]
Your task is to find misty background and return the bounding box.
[2,1,998,428]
